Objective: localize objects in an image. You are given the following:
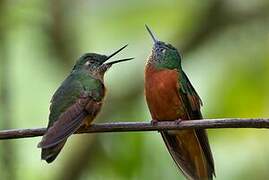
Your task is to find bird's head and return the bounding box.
[146,25,181,70]
[73,45,133,78]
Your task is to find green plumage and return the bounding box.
[38,47,133,163]
[48,70,104,127]
[150,40,202,111]
[145,25,215,179]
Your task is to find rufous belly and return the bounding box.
[145,65,187,121]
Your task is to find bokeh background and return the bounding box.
[0,0,269,179]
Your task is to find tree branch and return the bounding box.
[0,118,269,140]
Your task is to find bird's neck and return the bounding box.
[91,71,105,83]
[73,69,105,83]
[146,59,182,75]
[146,54,182,71]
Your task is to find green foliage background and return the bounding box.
[0,0,269,179]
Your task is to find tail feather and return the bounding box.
[39,111,88,163]
[161,130,213,180]
[38,111,88,149]
[195,129,215,177]
[41,140,66,163]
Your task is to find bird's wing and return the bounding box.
[38,96,90,148]
[38,73,104,149]
[180,71,215,176]
[180,71,202,112]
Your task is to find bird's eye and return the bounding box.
[85,61,91,66]
[85,59,95,66]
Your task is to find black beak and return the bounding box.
[98,58,134,73]
[145,24,158,43]
[105,44,128,63]
[105,58,134,66]
[103,44,133,66]
[98,45,134,73]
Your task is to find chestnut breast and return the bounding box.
[145,64,188,121]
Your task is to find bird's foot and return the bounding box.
[151,119,159,126]
[151,119,182,126]
[79,120,92,130]
[175,119,182,125]
[84,120,92,128]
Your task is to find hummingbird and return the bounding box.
[38,45,133,163]
[144,25,215,180]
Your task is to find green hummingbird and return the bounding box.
[38,45,133,163]
[144,25,215,179]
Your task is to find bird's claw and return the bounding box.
[175,119,182,125]
[151,119,158,126]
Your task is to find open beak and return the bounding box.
[98,45,134,73]
[145,24,158,44]
[104,58,134,66]
[103,44,133,66]
[104,44,128,63]
[99,58,134,73]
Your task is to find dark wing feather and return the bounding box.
[182,71,203,111]
[38,72,105,163]
[41,140,67,163]
[161,131,197,179]
[195,129,215,176]
[38,98,89,148]
[181,71,215,176]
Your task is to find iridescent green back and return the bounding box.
[48,70,104,127]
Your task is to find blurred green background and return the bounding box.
[0,0,269,179]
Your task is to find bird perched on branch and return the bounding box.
[38,45,133,163]
[144,25,215,180]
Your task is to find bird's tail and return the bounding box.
[38,111,89,163]
[161,130,214,180]
[41,140,66,163]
